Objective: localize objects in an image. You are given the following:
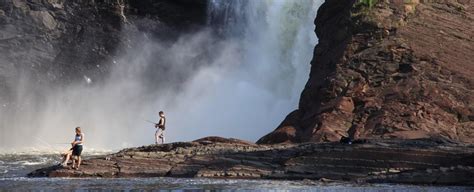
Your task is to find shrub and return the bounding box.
[358,0,378,8]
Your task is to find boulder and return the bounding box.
[29,11,57,30]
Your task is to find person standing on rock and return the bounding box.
[155,111,166,144]
[71,127,84,170]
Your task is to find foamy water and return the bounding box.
[1,153,472,191]
[0,151,110,178]
[1,175,472,191]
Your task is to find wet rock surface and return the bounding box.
[259,0,474,144]
[29,137,474,186]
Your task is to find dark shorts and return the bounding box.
[72,145,83,156]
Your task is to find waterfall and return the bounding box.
[206,0,322,118]
[177,0,323,139]
[0,0,322,152]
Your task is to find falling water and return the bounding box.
[159,0,322,144]
[195,0,322,138]
[208,0,321,98]
[0,0,322,152]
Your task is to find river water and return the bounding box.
[0,153,472,191]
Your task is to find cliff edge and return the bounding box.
[258,0,474,144]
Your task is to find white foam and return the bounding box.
[0,147,113,156]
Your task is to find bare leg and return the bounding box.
[62,153,71,166]
[72,156,76,168]
[77,156,81,169]
[156,129,165,144]
[155,129,160,144]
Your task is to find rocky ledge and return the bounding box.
[29,137,474,186]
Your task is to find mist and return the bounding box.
[0,0,322,152]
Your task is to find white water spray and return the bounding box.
[0,0,323,152]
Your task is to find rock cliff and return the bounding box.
[258,0,474,144]
[0,0,206,101]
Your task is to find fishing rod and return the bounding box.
[34,136,55,148]
[35,137,70,145]
[33,137,70,153]
[144,120,158,125]
[53,143,72,145]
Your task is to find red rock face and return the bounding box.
[258,0,474,144]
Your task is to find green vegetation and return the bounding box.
[351,0,381,34]
[358,0,378,9]
[352,0,379,17]
[352,0,375,18]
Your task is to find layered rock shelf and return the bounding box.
[29,137,474,186]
